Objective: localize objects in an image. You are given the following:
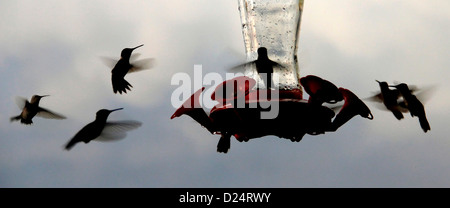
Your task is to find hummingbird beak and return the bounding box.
[39,95,50,98]
[375,80,381,83]
[110,108,124,112]
[132,44,144,50]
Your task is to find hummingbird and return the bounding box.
[300,75,344,106]
[64,108,142,150]
[393,83,430,132]
[106,44,154,94]
[373,80,406,120]
[231,47,284,89]
[10,95,66,125]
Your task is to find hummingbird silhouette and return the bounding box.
[103,44,155,94]
[231,47,284,89]
[393,83,430,132]
[10,95,66,125]
[373,80,406,120]
[64,108,142,150]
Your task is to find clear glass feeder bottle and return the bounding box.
[238,0,304,95]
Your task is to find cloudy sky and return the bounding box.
[1,0,450,188]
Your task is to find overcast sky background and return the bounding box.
[1,0,450,188]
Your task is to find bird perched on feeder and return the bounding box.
[231,47,284,89]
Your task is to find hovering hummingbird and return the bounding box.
[300,75,344,106]
[231,47,284,89]
[64,108,142,150]
[393,83,430,132]
[103,44,155,94]
[10,95,66,125]
[373,80,406,120]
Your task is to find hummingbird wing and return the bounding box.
[413,85,437,104]
[14,96,28,110]
[229,60,286,72]
[364,92,384,103]
[129,58,156,73]
[129,53,142,62]
[36,107,67,120]
[364,93,409,113]
[365,90,403,103]
[392,81,419,92]
[99,54,141,69]
[269,60,286,69]
[99,56,118,69]
[96,120,142,142]
[228,61,256,73]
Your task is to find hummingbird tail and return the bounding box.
[392,110,404,120]
[11,116,33,125]
[64,140,77,151]
[419,117,430,133]
[10,115,21,122]
[112,77,133,94]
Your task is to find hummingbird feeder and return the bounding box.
[171,0,373,153]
